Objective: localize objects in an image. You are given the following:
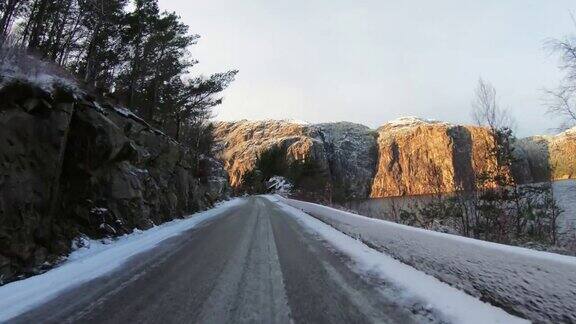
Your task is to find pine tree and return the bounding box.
[7,0,237,144]
[0,0,29,39]
[115,0,160,114]
[20,0,83,63]
[75,0,127,92]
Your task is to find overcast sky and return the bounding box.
[158,0,576,136]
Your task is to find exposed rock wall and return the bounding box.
[213,118,575,202]
[550,128,576,180]
[517,128,576,182]
[213,120,332,202]
[371,120,456,197]
[369,118,503,197]
[0,81,230,283]
[317,123,378,201]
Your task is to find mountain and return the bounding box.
[213,120,332,202]
[213,120,378,202]
[213,117,575,201]
[516,127,576,182]
[370,117,503,197]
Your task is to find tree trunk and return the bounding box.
[27,0,49,51]
[0,0,21,39]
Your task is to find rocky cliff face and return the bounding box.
[213,117,575,202]
[516,127,576,182]
[213,121,378,202]
[370,118,503,197]
[213,120,332,202]
[317,123,378,201]
[213,118,500,200]
[0,81,229,283]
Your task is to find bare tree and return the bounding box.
[545,33,576,130]
[0,0,29,40]
[543,87,576,131]
[472,78,514,131]
[471,78,516,184]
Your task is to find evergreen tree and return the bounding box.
[0,0,29,39]
[20,0,83,63]
[5,0,236,144]
[170,70,238,140]
[76,0,127,92]
[115,0,160,114]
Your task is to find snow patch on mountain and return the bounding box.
[385,116,445,127]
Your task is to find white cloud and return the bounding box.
[159,0,576,136]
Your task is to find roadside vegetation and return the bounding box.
[356,79,573,253]
[337,26,576,253]
[0,0,236,154]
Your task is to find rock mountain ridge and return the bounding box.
[213,117,575,202]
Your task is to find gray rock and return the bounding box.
[317,122,377,201]
[0,81,231,284]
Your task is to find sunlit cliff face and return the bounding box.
[370,119,506,197]
[213,118,503,201]
[213,118,575,201]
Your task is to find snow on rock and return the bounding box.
[0,48,80,95]
[384,116,445,128]
[282,118,310,125]
[265,195,527,324]
[278,196,576,323]
[266,176,293,194]
[317,122,377,200]
[517,127,576,182]
[0,198,245,322]
[213,120,378,201]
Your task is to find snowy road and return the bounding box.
[4,196,523,324]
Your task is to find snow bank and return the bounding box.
[0,198,245,322]
[266,196,526,324]
[278,196,576,323]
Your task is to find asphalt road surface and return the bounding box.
[11,197,421,324]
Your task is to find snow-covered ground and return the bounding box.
[278,196,576,323]
[0,199,244,322]
[266,196,526,324]
[555,180,576,231]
